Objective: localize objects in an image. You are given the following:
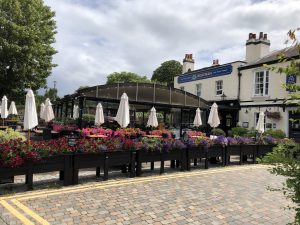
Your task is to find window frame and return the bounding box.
[253,70,269,97]
[215,80,223,96]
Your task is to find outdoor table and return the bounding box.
[144,135,161,138]
[86,134,108,138]
[34,129,59,135]
[0,126,9,130]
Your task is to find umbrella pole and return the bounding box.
[28,130,30,144]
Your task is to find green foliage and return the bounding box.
[228,127,249,137]
[151,60,182,85]
[261,141,300,224]
[264,129,286,139]
[211,128,225,136]
[0,128,25,143]
[0,0,57,101]
[82,114,95,122]
[106,72,151,85]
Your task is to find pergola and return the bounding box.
[54,83,210,135]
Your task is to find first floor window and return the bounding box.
[196,83,202,97]
[215,80,223,96]
[254,70,269,96]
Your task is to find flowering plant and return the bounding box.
[186,131,205,138]
[235,136,255,145]
[115,128,146,139]
[78,127,114,137]
[213,135,228,146]
[149,129,174,139]
[140,137,185,152]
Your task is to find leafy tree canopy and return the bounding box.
[0,0,57,102]
[106,71,151,85]
[151,60,182,85]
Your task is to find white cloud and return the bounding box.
[43,0,300,95]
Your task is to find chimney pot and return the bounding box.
[248,33,253,39]
[259,32,263,39]
[253,33,256,39]
[216,59,219,65]
[263,33,267,40]
[185,54,188,58]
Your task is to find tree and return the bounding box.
[44,88,58,102]
[0,0,57,102]
[106,72,151,85]
[151,60,182,85]
[262,29,300,224]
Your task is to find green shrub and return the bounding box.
[229,127,249,137]
[82,114,95,122]
[246,127,257,138]
[264,129,286,139]
[211,128,225,136]
[0,128,26,143]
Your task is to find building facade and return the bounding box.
[174,32,300,138]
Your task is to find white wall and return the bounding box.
[174,62,245,101]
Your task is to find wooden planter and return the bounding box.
[186,146,208,170]
[72,152,105,185]
[72,150,135,184]
[0,154,73,191]
[240,144,257,164]
[207,145,226,168]
[136,149,186,176]
[226,145,242,165]
[257,144,275,158]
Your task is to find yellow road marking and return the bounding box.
[0,164,267,201]
[16,165,266,201]
[0,200,35,225]
[11,199,50,225]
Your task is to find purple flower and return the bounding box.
[227,137,238,145]
[214,135,228,146]
[263,135,275,144]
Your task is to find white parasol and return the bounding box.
[193,108,202,127]
[208,102,220,128]
[256,112,265,134]
[1,96,8,119]
[40,103,45,119]
[147,107,158,127]
[73,105,79,119]
[95,103,104,126]
[43,98,55,122]
[115,93,130,128]
[23,89,38,131]
[8,101,18,115]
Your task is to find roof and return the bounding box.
[64,82,210,109]
[240,46,300,70]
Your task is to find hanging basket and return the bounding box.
[266,112,281,119]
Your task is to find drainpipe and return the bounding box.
[237,69,242,102]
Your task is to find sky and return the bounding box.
[43,0,300,97]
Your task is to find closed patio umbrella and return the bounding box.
[208,102,220,128]
[43,98,55,122]
[40,103,45,119]
[8,101,18,115]
[256,112,265,134]
[115,93,130,128]
[24,89,38,131]
[95,103,104,126]
[1,96,8,120]
[193,108,202,127]
[147,107,158,127]
[73,105,79,119]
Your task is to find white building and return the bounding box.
[174,32,300,139]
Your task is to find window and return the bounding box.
[196,83,202,97]
[254,71,269,96]
[180,86,185,91]
[215,80,223,96]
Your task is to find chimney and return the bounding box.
[245,32,270,62]
[212,59,219,66]
[182,53,195,73]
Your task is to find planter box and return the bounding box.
[257,144,275,158]
[136,149,186,176]
[104,150,136,180]
[186,146,207,170]
[240,145,257,164]
[207,145,226,167]
[72,152,105,185]
[226,145,242,165]
[0,154,73,191]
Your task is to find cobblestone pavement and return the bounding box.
[0,165,295,225]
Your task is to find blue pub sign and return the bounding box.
[177,64,233,84]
